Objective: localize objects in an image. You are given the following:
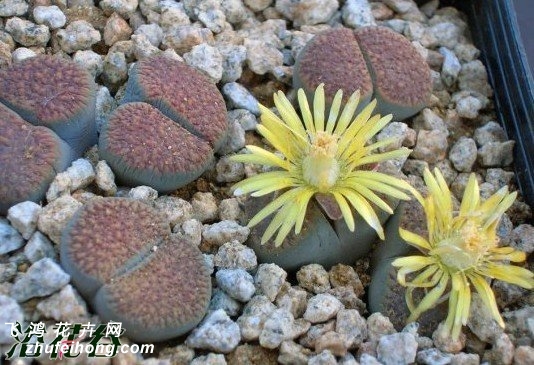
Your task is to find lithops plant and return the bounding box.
[294,26,432,121]
[0,103,74,214]
[120,54,228,150]
[0,55,97,156]
[99,102,214,192]
[232,84,413,270]
[61,198,211,342]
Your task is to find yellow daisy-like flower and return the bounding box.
[392,168,534,339]
[231,84,413,246]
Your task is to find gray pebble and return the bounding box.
[100,0,139,19]
[185,309,241,353]
[297,263,330,294]
[336,309,367,348]
[37,195,83,244]
[278,340,310,365]
[128,185,158,201]
[377,332,418,365]
[0,263,17,283]
[367,312,396,342]
[0,218,25,255]
[228,109,257,131]
[308,350,337,365]
[11,47,36,62]
[95,160,117,196]
[478,141,515,167]
[426,21,462,49]
[413,108,448,133]
[192,192,218,223]
[24,231,56,263]
[218,198,242,222]
[0,295,24,344]
[376,122,414,152]
[449,137,477,172]
[73,50,104,79]
[154,196,193,228]
[455,95,483,119]
[174,219,203,246]
[458,60,493,97]
[510,224,534,254]
[360,353,382,365]
[474,121,507,146]
[33,6,66,29]
[450,353,480,365]
[203,220,249,246]
[216,268,255,302]
[0,0,28,17]
[412,129,448,164]
[467,293,504,342]
[342,0,376,28]
[102,51,128,86]
[65,158,95,191]
[134,23,164,47]
[222,82,260,115]
[11,258,70,302]
[276,285,308,318]
[216,157,245,183]
[57,20,101,53]
[259,308,295,349]
[7,201,42,240]
[190,353,227,365]
[208,288,242,317]
[244,39,283,75]
[204,253,215,275]
[416,348,452,365]
[218,44,247,83]
[36,284,88,322]
[255,263,287,301]
[237,295,276,341]
[303,294,343,324]
[184,43,223,83]
[5,17,50,47]
[214,240,257,271]
[218,120,246,155]
[439,46,461,87]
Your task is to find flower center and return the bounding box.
[302,131,340,192]
[433,220,494,271]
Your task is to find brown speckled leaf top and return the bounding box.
[66,198,170,283]
[104,103,213,174]
[296,28,373,102]
[135,55,227,146]
[0,103,61,201]
[355,26,432,107]
[104,236,211,328]
[0,55,93,125]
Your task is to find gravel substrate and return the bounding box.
[1,0,534,364]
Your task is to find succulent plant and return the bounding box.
[232,84,412,269]
[0,55,97,156]
[120,54,228,150]
[61,198,211,342]
[0,103,74,214]
[99,102,214,192]
[391,168,534,339]
[294,26,432,121]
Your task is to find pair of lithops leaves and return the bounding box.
[244,26,432,270]
[61,197,211,342]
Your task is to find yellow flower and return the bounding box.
[392,168,534,339]
[231,84,413,246]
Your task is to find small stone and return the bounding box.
[102,51,128,86]
[0,0,28,17]
[57,20,101,53]
[450,353,479,365]
[474,121,507,146]
[510,224,534,254]
[132,33,161,59]
[439,47,461,87]
[186,309,241,353]
[451,172,483,200]
[24,231,56,263]
[456,95,483,119]
[467,293,503,342]
[228,109,257,131]
[329,264,364,297]
[0,218,24,255]
[100,0,139,19]
[412,129,449,164]
[297,263,331,294]
[0,295,24,345]
[154,196,192,228]
[432,322,465,354]
[426,21,462,49]
[278,340,310,365]
[478,141,515,167]
[308,350,337,365]
[192,192,218,223]
[342,0,376,28]
[458,60,492,97]
[36,284,88,322]
[5,17,50,47]
[0,262,18,283]
[377,332,418,365]
[255,263,287,301]
[214,240,257,271]
[204,253,215,275]
[336,309,367,348]
[237,295,276,341]
[11,258,70,302]
[244,0,272,12]
[299,320,335,349]
[303,293,343,324]
[277,0,338,27]
[191,353,227,365]
[486,332,515,365]
[222,82,260,115]
[65,159,96,191]
[216,268,256,302]
[208,288,242,317]
[315,331,351,357]
[244,39,283,75]
[73,50,104,79]
[202,220,250,246]
[416,348,452,365]
[217,43,247,83]
[7,201,42,240]
[449,137,477,172]
[94,160,117,196]
[162,25,213,55]
[367,312,396,342]
[513,346,534,365]
[134,23,163,47]
[276,285,308,318]
[183,43,223,83]
[219,119,246,155]
[259,308,295,349]
[95,86,117,133]
[216,157,245,183]
[37,195,82,245]
[218,198,242,221]
[485,168,514,189]
[33,6,66,29]
[376,122,415,152]
[370,2,394,20]
[128,185,158,201]
[413,108,448,133]
[46,172,72,202]
[11,47,36,63]
[104,12,133,46]
[174,219,203,246]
